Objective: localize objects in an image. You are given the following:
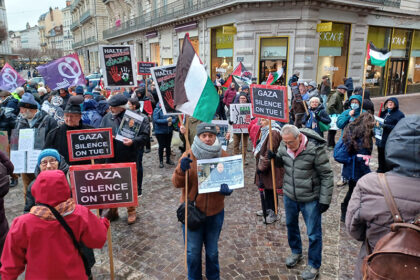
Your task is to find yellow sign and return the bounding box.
[391,29,408,50]
[216,27,233,49]
[319,23,345,48]
[317,22,333,32]
[223,26,237,35]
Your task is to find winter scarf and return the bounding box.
[254,121,282,156]
[191,135,222,160]
[30,198,75,221]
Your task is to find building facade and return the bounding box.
[101,0,420,97]
[70,0,109,74]
[38,7,64,52]
[20,24,41,50]
[0,0,12,65]
[62,1,74,55]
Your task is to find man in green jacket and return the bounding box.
[326,84,345,148]
[268,125,333,280]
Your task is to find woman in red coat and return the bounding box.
[0,170,109,280]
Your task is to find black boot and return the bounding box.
[159,161,164,168]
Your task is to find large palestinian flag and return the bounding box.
[266,67,284,85]
[222,62,252,89]
[367,42,391,67]
[174,33,219,123]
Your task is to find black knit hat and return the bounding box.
[196,123,217,136]
[64,95,84,114]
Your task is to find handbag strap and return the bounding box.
[377,173,403,223]
[37,203,90,276]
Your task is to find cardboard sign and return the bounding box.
[150,64,182,115]
[137,62,156,75]
[99,45,137,87]
[70,163,138,209]
[229,103,252,133]
[115,110,145,142]
[250,84,288,122]
[66,128,114,162]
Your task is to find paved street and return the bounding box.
[4,93,417,280]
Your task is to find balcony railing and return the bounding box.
[359,0,400,7]
[85,36,97,45]
[70,21,80,31]
[80,10,92,24]
[72,40,84,49]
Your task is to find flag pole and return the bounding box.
[183,116,189,273]
[268,121,278,215]
[241,133,245,169]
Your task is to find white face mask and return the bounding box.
[350,103,360,110]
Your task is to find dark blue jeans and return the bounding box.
[283,195,322,269]
[182,210,224,280]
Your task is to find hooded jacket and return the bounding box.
[376,97,405,147]
[302,103,331,136]
[82,99,102,128]
[274,128,334,204]
[337,95,364,129]
[0,170,109,280]
[346,116,420,280]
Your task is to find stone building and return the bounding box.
[62,1,74,55]
[70,0,109,74]
[100,0,420,96]
[38,7,64,52]
[0,0,12,65]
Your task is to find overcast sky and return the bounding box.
[5,0,66,31]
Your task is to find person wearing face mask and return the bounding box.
[44,95,92,165]
[100,94,150,224]
[375,97,404,173]
[336,95,364,130]
[15,93,58,198]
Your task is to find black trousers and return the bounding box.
[156,133,173,162]
[327,130,337,147]
[342,179,357,214]
[377,147,390,173]
[264,189,277,212]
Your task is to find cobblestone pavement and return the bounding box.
[6,91,417,279]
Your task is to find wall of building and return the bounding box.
[20,27,41,49]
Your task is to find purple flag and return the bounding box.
[37,53,86,90]
[0,63,26,92]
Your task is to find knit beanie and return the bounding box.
[38,149,61,165]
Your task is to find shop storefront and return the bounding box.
[160,30,173,66]
[210,25,234,81]
[316,22,351,88]
[407,30,420,94]
[150,42,160,65]
[179,36,199,55]
[259,37,288,85]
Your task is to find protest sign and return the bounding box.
[137,62,156,75]
[250,84,288,122]
[69,163,138,209]
[0,131,8,155]
[0,63,25,92]
[374,116,384,140]
[66,128,114,162]
[229,103,252,133]
[116,110,145,141]
[197,155,244,194]
[10,151,26,173]
[26,150,42,173]
[211,120,230,151]
[100,45,137,87]
[18,129,35,151]
[37,53,86,90]
[150,64,181,115]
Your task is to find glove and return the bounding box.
[267,150,276,160]
[228,120,234,125]
[167,117,172,122]
[220,184,233,196]
[319,203,329,214]
[180,155,193,172]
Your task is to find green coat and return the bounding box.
[274,128,334,204]
[326,90,344,115]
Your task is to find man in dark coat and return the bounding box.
[100,94,150,224]
[44,95,92,165]
[343,77,354,99]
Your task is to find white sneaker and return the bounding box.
[265,210,278,224]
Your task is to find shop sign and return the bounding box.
[237,57,244,62]
[317,22,333,32]
[319,23,345,48]
[366,78,378,84]
[215,28,233,49]
[223,26,237,35]
[391,29,408,50]
[216,68,227,73]
[324,66,339,71]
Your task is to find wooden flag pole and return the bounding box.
[302,98,309,115]
[92,158,115,280]
[241,133,245,168]
[268,121,278,215]
[183,115,190,273]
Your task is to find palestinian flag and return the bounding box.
[367,42,391,67]
[222,62,252,89]
[174,34,219,123]
[266,68,284,85]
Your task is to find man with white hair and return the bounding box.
[37,87,49,105]
[11,87,25,102]
[268,124,333,280]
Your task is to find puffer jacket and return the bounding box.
[82,99,102,128]
[346,116,420,280]
[153,103,175,135]
[223,87,237,107]
[274,128,334,204]
[337,95,364,130]
[376,97,405,147]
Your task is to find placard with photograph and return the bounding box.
[229,103,252,133]
[211,120,230,151]
[116,110,145,141]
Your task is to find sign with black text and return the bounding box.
[250,84,288,122]
[99,45,137,87]
[66,128,114,162]
[229,103,252,133]
[70,163,138,209]
[137,61,156,75]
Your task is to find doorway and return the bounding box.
[386,58,408,95]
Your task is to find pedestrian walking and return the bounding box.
[268,125,333,280]
[153,102,176,168]
[302,96,331,137]
[0,170,109,280]
[222,83,236,108]
[346,115,420,280]
[172,123,233,280]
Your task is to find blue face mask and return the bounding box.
[387,108,392,112]
[350,103,359,110]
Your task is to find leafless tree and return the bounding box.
[43,48,64,60]
[15,48,41,64]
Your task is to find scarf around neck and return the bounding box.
[191,135,222,160]
[254,121,282,156]
[30,198,75,221]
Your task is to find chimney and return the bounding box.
[49,7,53,21]
[66,1,71,7]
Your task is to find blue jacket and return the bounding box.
[342,145,372,181]
[153,103,174,135]
[302,104,331,136]
[344,77,354,92]
[337,95,364,129]
[376,97,405,147]
[82,99,102,128]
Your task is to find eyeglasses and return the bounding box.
[40,159,58,166]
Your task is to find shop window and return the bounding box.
[150,43,160,65]
[179,36,199,55]
[162,58,173,65]
[317,23,351,89]
[259,37,288,85]
[210,26,234,81]
[407,30,420,94]
[365,26,392,97]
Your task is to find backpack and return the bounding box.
[362,173,420,280]
[333,138,353,164]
